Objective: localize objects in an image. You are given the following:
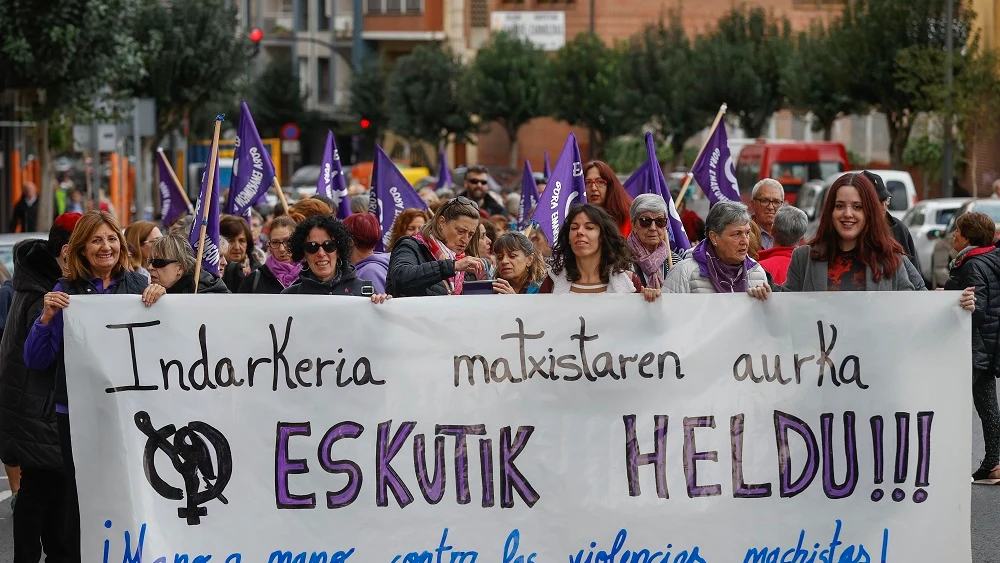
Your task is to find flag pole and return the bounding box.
[156,147,195,213]
[193,114,225,295]
[271,177,290,213]
[674,103,728,210]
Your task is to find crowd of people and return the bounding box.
[0,161,991,562]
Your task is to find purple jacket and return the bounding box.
[354,252,390,294]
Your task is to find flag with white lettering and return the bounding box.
[227,101,276,221]
[317,130,352,219]
[189,154,222,277]
[623,132,691,251]
[517,160,538,230]
[369,144,428,252]
[156,148,189,226]
[529,133,586,243]
[690,121,741,205]
[438,148,453,190]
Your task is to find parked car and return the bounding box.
[900,198,968,284]
[735,140,849,204]
[928,199,1000,288]
[0,232,48,275]
[843,169,918,220]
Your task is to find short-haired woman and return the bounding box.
[664,201,768,294]
[282,215,389,303]
[344,212,389,294]
[491,231,547,294]
[239,216,300,294]
[584,161,634,237]
[387,197,484,296]
[146,234,230,294]
[944,211,1000,483]
[627,194,683,289]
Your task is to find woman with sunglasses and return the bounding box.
[387,196,485,297]
[540,204,660,302]
[628,194,683,289]
[664,201,769,294]
[145,234,230,294]
[282,214,390,303]
[584,161,633,237]
[239,216,300,294]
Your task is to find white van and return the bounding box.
[844,169,918,220]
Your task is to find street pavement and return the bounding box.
[0,405,993,561]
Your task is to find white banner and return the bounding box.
[64,293,971,563]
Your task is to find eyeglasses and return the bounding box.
[268,239,290,250]
[442,196,480,212]
[148,258,177,269]
[753,198,784,209]
[465,178,489,186]
[303,240,337,254]
[636,217,668,228]
[585,179,608,188]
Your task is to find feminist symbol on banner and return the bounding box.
[135,411,233,525]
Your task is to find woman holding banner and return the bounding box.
[664,201,768,294]
[628,194,683,289]
[386,197,484,297]
[584,161,633,237]
[22,210,151,560]
[282,215,390,303]
[490,231,547,295]
[239,216,300,294]
[145,235,231,295]
[539,204,659,302]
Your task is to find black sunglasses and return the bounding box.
[148,258,178,269]
[443,196,480,212]
[303,240,338,255]
[465,178,489,186]
[637,217,668,228]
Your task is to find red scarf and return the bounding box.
[413,234,466,295]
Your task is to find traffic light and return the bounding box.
[360,118,371,130]
[250,28,263,58]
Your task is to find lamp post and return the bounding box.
[942,0,955,197]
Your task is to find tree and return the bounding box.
[0,0,143,229]
[349,56,390,145]
[465,31,548,168]
[245,60,318,139]
[691,7,792,138]
[783,21,863,140]
[619,14,713,167]
[903,136,944,199]
[838,0,975,166]
[386,44,474,164]
[547,33,638,159]
[954,48,1000,195]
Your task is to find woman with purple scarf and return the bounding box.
[239,217,302,294]
[663,201,768,294]
[628,194,683,289]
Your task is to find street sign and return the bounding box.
[73,125,119,152]
[282,140,301,155]
[490,11,566,51]
[280,123,300,141]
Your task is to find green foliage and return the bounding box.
[245,60,317,139]
[783,21,862,139]
[692,6,792,138]
[618,13,713,165]
[465,31,548,166]
[117,0,251,140]
[546,33,638,159]
[604,135,673,175]
[903,135,944,185]
[349,56,390,144]
[386,44,474,150]
[0,0,144,118]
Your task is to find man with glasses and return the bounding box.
[750,178,785,250]
[462,165,507,218]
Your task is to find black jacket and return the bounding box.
[11,197,38,233]
[945,247,1000,375]
[222,254,263,293]
[167,270,231,294]
[281,265,373,296]
[888,212,920,273]
[238,264,286,295]
[0,240,65,469]
[386,236,474,297]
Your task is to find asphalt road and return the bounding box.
[0,405,994,562]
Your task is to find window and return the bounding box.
[470,0,488,27]
[791,0,846,8]
[385,0,401,13]
[405,0,421,11]
[936,208,959,227]
[318,0,330,30]
[886,181,908,212]
[297,0,310,31]
[366,0,380,11]
[318,57,331,102]
[904,207,925,228]
[366,0,421,13]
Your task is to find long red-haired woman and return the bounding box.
[584,161,633,237]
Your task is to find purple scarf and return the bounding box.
[692,239,754,293]
[626,231,670,289]
[267,254,302,289]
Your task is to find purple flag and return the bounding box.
[189,152,222,277]
[529,133,586,243]
[369,144,428,252]
[438,148,453,190]
[623,132,691,251]
[543,151,552,179]
[156,148,189,226]
[227,101,276,221]
[317,131,352,219]
[690,121,740,205]
[517,159,538,230]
